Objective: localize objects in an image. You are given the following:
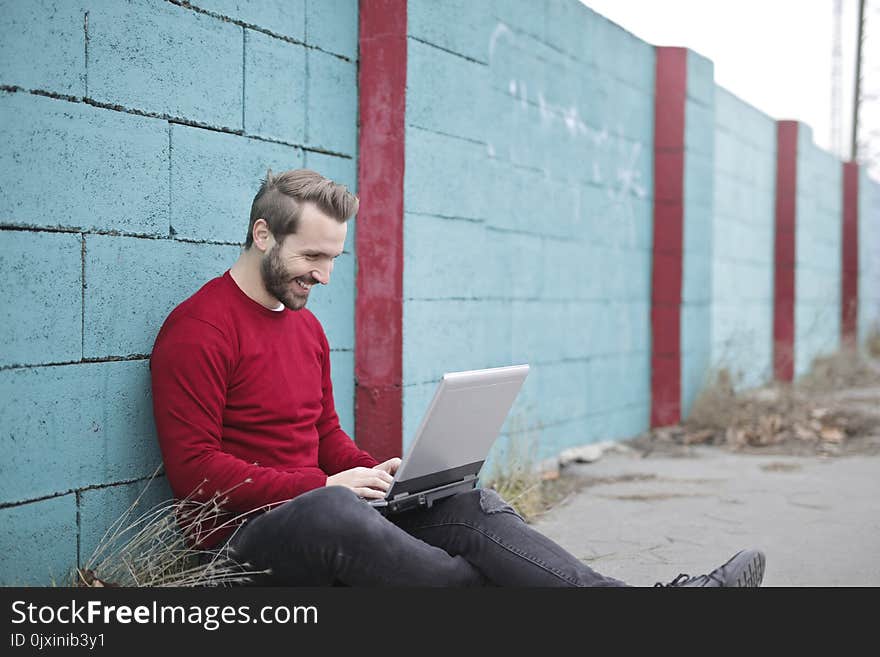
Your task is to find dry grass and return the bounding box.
[76,469,269,587]
[482,430,546,521]
[673,346,880,454]
[797,346,880,393]
[481,419,596,522]
[865,321,880,358]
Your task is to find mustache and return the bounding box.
[293,275,318,285]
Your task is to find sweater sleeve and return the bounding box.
[150,315,329,515]
[313,321,379,474]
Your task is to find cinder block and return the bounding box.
[492,0,546,42]
[682,249,712,303]
[307,49,357,155]
[306,251,354,350]
[304,152,357,192]
[686,49,715,107]
[0,91,168,235]
[88,0,242,129]
[511,301,559,361]
[402,380,439,452]
[403,300,496,384]
[487,27,548,100]
[0,495,77,586]
[684,200,713,257]
[405,127,489,221]
[171,125,304,243]
[191,0,305,41]
[541,240,589,302]
[681,329,712,416]
[544,0,597,65]
[540,360,590,425]
[686,100,715,156]
[244,29,306,143]
[714,86,736,130]
[1,230,82,367]
[78,477,173,567]
[404,214,486,300]
[586,354,619,413]
[410,0,491,63]
[83,235,239,358]
[684,150,714,211]
[616,34,655,94]
[328,349,355,437]
[307,0,356,59]
[618,350,651,407]
[0,0,85,95]
[491,229,543,299]
[406,40,490,145]
[0,361,161,505]
[481,300,513,366]
[680,302,711,356]
[609,83,654,143]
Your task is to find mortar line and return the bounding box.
[168,124,173,237]
[407,35,488,66]
[0,354,151,372]
[164,0,351,62]
[81,234,86,360]
[1,86,353,157]
[406,123,486,146]
[83,11,89,97]
[241,28,247,134]
[0,224,245,246]
[75,490,82,568]
[304,29,310,146]
[0,474,163,511]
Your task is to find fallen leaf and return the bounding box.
[819,427,845,443]
[683,428,715,444]
[794,424,816,441]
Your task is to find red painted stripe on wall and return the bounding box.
[773,121,798,381]
[842,161,860,347]
[651,47,687,427]
[355,0,407,461]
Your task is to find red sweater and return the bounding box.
[150,271,378,547]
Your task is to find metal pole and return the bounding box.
[851,0,866,161]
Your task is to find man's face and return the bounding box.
[260,202,348,311]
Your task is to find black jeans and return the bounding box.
[224,486,628,587]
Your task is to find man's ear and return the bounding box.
[252,218,273,252]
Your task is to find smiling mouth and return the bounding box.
[294,278,314,292]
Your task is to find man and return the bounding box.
[150,168,766,587]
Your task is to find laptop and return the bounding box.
[368,364,530,515]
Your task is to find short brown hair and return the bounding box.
[245,168,358,248]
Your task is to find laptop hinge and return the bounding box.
[391,473,478,501]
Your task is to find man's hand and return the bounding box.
[373,457,402,476]
[325,466,394,499]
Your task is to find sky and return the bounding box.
[581,0,875,166]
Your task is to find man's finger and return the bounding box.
[356,487,386,499]
[369,476,391,491]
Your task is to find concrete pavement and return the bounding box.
[531,446,880,586]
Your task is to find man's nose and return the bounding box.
[312,266,330,285]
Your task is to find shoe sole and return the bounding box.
[728,550,766,587]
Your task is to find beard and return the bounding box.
[260,243,312,311]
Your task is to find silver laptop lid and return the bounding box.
[392,364,530,485]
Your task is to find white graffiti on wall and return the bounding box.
[488,22,647,215]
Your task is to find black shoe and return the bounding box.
[654,549,766,587]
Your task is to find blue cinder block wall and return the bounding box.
[680,50,714,418]
[859,172,880,348]
[711,88,777,390]
[0,0,358,585]
[2,0,878,585]
[404,0,655,469]
[794,125,843,379]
